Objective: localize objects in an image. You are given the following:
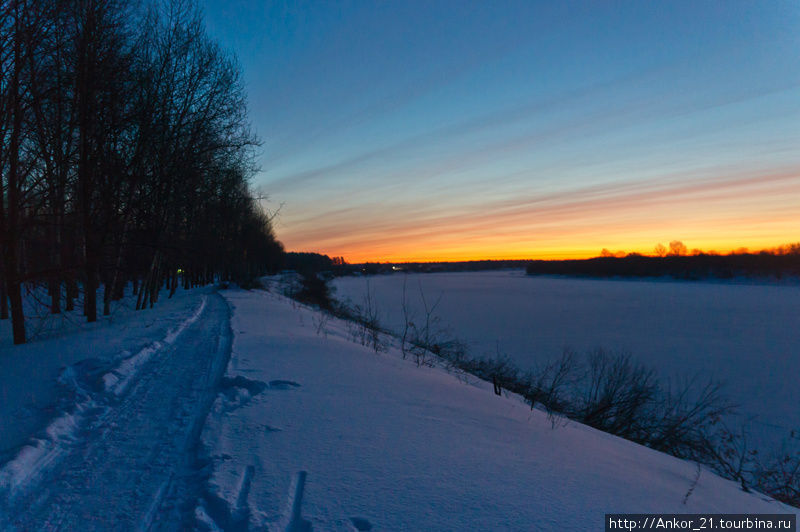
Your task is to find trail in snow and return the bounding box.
[0,292,232,531]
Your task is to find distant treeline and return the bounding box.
[0,0,283,344]
[526,249,800,281]
[335,260,532,276]
[284,252,346,274]
[313,246,800,281]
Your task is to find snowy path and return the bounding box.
[0,292,232,530]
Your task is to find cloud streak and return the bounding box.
[281,164,800,261]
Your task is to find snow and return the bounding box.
[103,296,208,396]
[0,293,209,503]
[0,287,208,463]
[1,278,796,529]
[332,271,800,444]
[163,295,208,345]
[102,343,162,396]
[201,287,798,530]
[0,289,232,529]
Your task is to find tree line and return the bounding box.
[527,244,800,280]
[1,0,284,344]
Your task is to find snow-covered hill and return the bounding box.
[201,288,798,530]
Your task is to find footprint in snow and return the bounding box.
[267,380,301,390]
[350,517,373,531]
[221,376,268,396]
[218,376,268,411]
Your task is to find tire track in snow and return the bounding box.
[0,292,233,531]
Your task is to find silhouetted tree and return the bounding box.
[668,240,688,257]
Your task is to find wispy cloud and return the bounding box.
[283,164,800,261]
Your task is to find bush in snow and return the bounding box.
[295,273,334,310]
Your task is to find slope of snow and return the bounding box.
[201,288,798,530]
[332,271,800,443]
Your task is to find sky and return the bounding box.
[201,0,800,262]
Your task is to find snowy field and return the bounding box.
[200,288,798,530]
[333,271,800,443]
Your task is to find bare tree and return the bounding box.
[0,0,282,343]
[0,0,44,343]
[668,240,688,256]
[400,274,413,359]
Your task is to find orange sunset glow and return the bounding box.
[200,0,800,265]
[280,164,800,263]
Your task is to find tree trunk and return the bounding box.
[137,252,158,310]
[0,264,8,320]
[149,255,161,308]
[6,275,25,344]
[4,8,27,344]
[65,277,77,311]
[77,2,97,323]
[135,277,146,310]
[47,179,61,315]
[113,275,125,300]
[84,258,98,322]
[169,269,177,298]
[49,278,61,314]
[103,273,111,316]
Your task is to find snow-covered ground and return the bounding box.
[2,281,797,529]
[0,287,211,463]
[0,287,232,529]
[200,288,798,530]
[333,271,800,444]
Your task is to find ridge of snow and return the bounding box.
[164,296,207,345]
[102,343,161,396]
[0,395,96,501]
[103,296,207,396]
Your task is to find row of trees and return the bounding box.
[601,241,800,259]
[1,0,283,344]
[528,244,800,280]
[602,240,690,258]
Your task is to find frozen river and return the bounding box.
[333,270,800,442]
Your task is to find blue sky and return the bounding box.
[202,1,800,261]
